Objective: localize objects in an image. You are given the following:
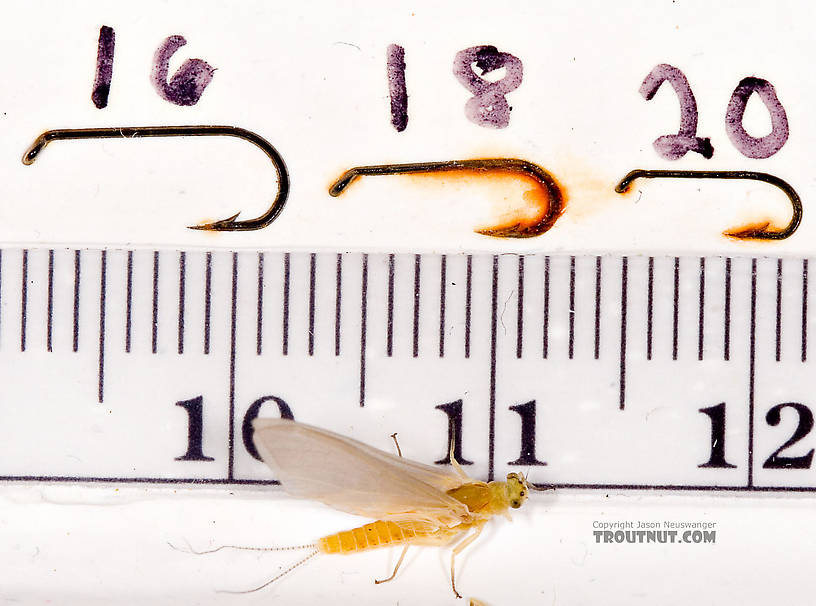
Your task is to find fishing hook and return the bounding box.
[329,158,565,238]
[22,125,289,231]
[615,169,802,240]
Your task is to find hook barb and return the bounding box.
[22,125,289,232]
[329,158,565,238]
[615,169,802,240]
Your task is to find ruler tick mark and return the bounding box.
[776,258,783,362]
[47,250,54,353]
[413,254,421,358]
[177,251,186,355]
[698,257,705,361]
[282,253,290,356]
[748,258,757,487]
[360,254,368,407]
[542,256,550,359]
[308,253,316,356]
[488,255,498,482]
[672,257,680,360]
[125,251,133,353]
[803,259,808,362]
[228,253,238,480]
[257,253,264,356]
[594,256,602,360]
[335,254,342,356]
[516,256,524,359]
[98,250,107,403]
[20,250,27,352]
[465,255,472,358]
[619,257,628,410]
[151,251,159,354]
[568,256,576,360]
[439,254,447,358]
[646,257,654,360]
[73,250,81,353]
[724,257,732,361]
[204,252,212,355]
[387,254,395,357]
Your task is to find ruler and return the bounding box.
[1,247,813,493]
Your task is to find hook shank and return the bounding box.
[23,125,289,231]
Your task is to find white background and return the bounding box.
[2,1,816,604]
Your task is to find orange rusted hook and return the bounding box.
[329,158,564,238]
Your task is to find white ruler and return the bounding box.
[1,248,813,493]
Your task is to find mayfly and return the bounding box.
[246,417,543,598]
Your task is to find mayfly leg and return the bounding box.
[374,544,409,585]
[450,521,487,599]
[390,432,403,457]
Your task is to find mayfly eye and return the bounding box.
[519,491,526,497]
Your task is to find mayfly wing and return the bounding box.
[252,418,470,526]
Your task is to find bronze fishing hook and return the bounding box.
[23,125,289,231]
[329,158,564,238]
[615,169,802,240]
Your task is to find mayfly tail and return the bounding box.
[217,549,320,594]
[185,542,318,555]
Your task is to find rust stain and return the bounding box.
[329,159,567,238]
[724,221,773,240]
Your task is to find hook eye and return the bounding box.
[23,125,289,231]
[329,158,565,238]
[615,169,802,240]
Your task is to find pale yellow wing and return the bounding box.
[252,418,470,527]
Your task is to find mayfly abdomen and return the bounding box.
[319,520,431,554]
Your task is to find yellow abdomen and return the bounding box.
[319,520,431,554]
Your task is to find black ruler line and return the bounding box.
[257,252,264,356]
[542,256,550,359]
[125,251,133,353]
[488,255,499,482]
[465,255,472,358]
[748,258,757,487]
[412,254,421,358]
[698,257,705,361]
[47,249,54,353]
[594,256,602,360]
[177,251,186,355]
[3,474,816,492]
[619,257,628,410]
[151,251,159,354]
[335,253,342,356]
[204,252,212,355]
[724,257,732,361]
[776,258,783,362]
[73,250,81,353]
[439,254,447,358]
[360,254,368,407]
[20,249,27,352]
[308,253,316,356]
[516,256,524,359]
[387,254,395,357]
[227,252,238,480]
[98,250,107,403]
[282,253,290,356]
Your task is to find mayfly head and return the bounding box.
[505,472,529,509]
